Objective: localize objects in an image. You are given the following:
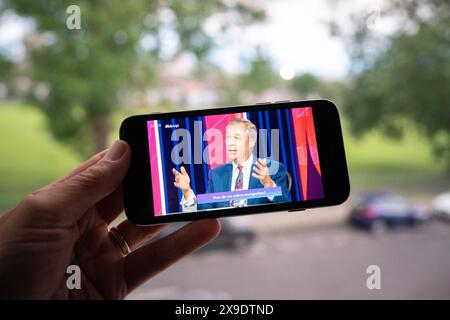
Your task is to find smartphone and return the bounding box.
[120,99,350,225]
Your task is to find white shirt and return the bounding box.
[229,155,254,208]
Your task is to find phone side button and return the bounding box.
[288,208,306,212]
[255,102,272,105]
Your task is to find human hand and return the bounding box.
[172,166,193,199]
[0,140,220,299]
[252,158,275,188]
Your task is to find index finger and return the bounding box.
[257,158,267,167]
[180,166,188,176]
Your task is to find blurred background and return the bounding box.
[0,0,449,299]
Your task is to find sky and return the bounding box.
[209,0,351,80]
[210,0,391,80]
[0,0,387,81]
[0,10,33,59]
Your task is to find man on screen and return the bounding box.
[172,118,291,212]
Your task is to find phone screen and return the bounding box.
[146,106,324,217]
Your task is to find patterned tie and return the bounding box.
[231,165,244,207]
[234,165,243,190]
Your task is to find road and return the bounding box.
[127,220,450,299]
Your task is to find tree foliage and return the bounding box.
[0,0,265,156]
[239,47,278,94]
[336,0,450,167]
[289,73,346,109]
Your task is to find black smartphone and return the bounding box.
[120,99,350,225]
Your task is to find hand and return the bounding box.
[172,166,193,199]
[252,158,275,188]
[0,140,220,299]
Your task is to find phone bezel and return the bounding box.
[120,99,350,225]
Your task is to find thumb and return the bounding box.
[23,140,131,224]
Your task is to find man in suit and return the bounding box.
[172,117,291,212]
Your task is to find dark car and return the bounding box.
[207,217,256,250]
[349,192,428,233]
[152,217,256,251]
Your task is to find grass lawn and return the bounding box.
[344,124,450,196]
[0,103,80,210]
[0,102,448,211]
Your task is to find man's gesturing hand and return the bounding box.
[172,166,193,199]
[252,158,275,188]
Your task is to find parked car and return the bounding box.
[348,192,428,233]
[209,217,256,250]
[152,216,256,251]
[431,191,450,221]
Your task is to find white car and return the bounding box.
[432,191,450,220]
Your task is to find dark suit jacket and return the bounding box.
[198,159,291,210]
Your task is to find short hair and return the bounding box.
[226,117,258,143]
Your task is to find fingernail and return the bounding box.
[105,140,127,161]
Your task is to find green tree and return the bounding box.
[290,73,347,108]
[0,0,264,156]
[0,55,13,97]
[334,0,450,168]
[239,47,278,94]
[0,55,13,80]
[290,73,320,97]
